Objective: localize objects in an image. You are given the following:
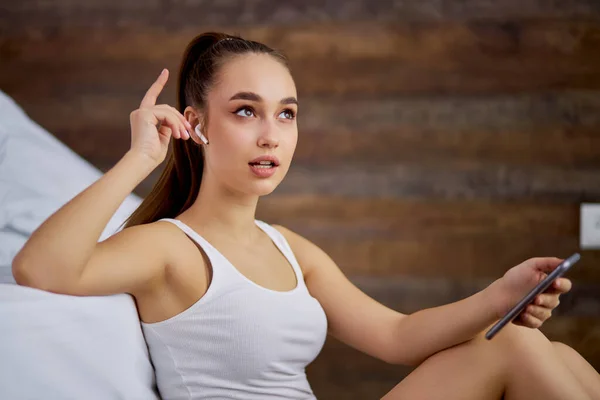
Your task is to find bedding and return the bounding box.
[0,283,160,399]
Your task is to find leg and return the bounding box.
[382,324,592,400]
[381,326,506,400]
[552,341,600,399]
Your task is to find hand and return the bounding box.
[488,257,573,329]
[129,69,193,165]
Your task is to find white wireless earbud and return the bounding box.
[195,124,209,145]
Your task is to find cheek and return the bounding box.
[209,127,254,176]
[214,120,251,152]
[284,129,298,156]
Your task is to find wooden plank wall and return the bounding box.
[2,1,599,398]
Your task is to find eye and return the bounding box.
[279,109,296,120]
[234,106,255,118]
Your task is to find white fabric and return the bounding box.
[0,89,142,284]
[0,90,159,399]
[141,218,328,400]
[0,283,159,399]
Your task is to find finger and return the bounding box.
[528,257,564,274]
[152,109,184,139]
[156,105,191,137]
[141,69,169,108]
[553,277,572,293]
[169,108,190,139]
[542,278,572,295]
[158,125,172,138]
[154,107,187,139]
[534,293,560,308]
[168,105,193,131]
[525,304,552,321]
[519,311,544,328]
[158,120,180,139]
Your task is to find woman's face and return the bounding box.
[201,53,298,197]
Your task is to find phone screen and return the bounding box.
[485,253,580,340]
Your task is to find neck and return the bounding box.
[179,175,261,246]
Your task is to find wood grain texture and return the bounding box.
[5,91,600,202]
[2,0,600,35]
[256,196,600,280]
[294,127,600,169]
[9,90,598,135]
[347,276,600,317]
[2,20,600,96]
[277,164,600,201]
[4,20,600,65]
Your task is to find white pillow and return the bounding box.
[0,284,159,399]
[0,89,142,283]
[0,90,159,398]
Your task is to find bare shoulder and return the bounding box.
[110,219,184,262]
[150,219,209,269]
[271,224,326,278]
[79,219,204,297]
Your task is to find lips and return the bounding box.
[248,155,280,166]
[249,162,278,178]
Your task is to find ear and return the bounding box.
[184,106,206,145]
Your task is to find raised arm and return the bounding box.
[12,69,192,296]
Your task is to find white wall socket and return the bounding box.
[581,203,600,249]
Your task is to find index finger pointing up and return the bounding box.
[140,69,169,108]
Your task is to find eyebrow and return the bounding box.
[229,91,298,106]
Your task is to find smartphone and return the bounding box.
[485,253,580,340]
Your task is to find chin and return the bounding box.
[245,167,287,197]
[251,180,280,197]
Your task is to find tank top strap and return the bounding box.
[158,217,307,293]
[254,220,307,286]
[157,218,215,253]
[157,218,239,280]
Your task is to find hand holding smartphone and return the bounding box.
[485,253,580,340]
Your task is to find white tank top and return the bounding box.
[140,218,328,400]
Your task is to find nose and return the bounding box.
[257,121,279,149]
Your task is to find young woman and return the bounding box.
[13,32,600,400]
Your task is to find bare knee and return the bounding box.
[382,326,556,400]
[382,330,509,399]
[449,323,555,374]
[415,324,533,367]
[491,323,552,351]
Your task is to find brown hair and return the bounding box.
[121,32,288,230]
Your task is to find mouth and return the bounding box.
[248,161,277,169]
[248,161,279,178]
